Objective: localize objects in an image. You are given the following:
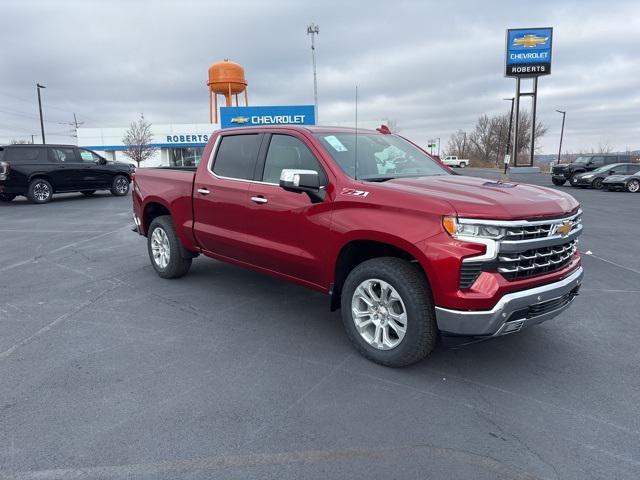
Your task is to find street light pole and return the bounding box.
[437,137,441,157]
[556,110,566,164]
[504,97,515,174]
[307,23,320,124]
[36,83,46,144]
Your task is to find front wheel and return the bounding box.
[459,163,466,168]
[628,179,640,193]
[0,193,16,202]
[341,257,437,367]
[27,179,53,204]
[592,178,604,190]
[552,178,566,186]
[147,215,192,279]
[111,175,130,196]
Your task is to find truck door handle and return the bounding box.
[197,188,210,195]
[250,196,268,204]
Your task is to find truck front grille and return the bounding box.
[497,240,577,280]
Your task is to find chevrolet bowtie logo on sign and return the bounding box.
[505,27,553,77]
[552,222,573,237]
[513,34,549,48]
[230,116,249,124]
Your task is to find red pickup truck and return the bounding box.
[132,126,583,367]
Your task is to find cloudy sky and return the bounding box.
[1,0,639,153]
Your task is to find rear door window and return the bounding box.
[48,147,78,163]
[5,147,43,163]
[590,156,605,167]
[212,134,261,180]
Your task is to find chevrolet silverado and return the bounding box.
[132,126,584,367]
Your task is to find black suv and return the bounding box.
[0,144,133,203]
[551,154,632,186]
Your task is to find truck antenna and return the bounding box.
[354,85,359,181]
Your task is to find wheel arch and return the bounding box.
[330,236,430,311]
[28,173,55,192]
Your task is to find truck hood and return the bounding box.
[379,175,579,220]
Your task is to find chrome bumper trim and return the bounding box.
[435,266,583,336]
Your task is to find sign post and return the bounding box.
[505,27,553,169]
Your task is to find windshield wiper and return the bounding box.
[359,176,397,182]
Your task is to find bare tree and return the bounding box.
[122,114,156,167]
[445,130,467,158]
[446,110,548,167]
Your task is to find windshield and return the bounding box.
[314,133,449,180]
[574,156,591,164]
[592,164,616,173]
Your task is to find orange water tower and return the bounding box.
[207,59,248,123]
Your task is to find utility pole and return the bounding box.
[36,83,46,144]
[504,97,515,174]
[437,137,441,157]
[556,110,566,164]
[307,23,320,124]
[70,113,84,138]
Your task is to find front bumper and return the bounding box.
[570,176,593,186]
[435,266,583,336]
[602,181,625,190]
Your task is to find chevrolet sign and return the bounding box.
[220,105,316,129]
[505,27,553,77]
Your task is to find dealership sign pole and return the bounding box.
[505,27,553,168]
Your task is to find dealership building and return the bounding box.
[77,123,219,167]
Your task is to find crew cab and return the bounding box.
[551,154,632,186]
[0,144,133,203]
[132,126,583,367]
[442,155,470,168]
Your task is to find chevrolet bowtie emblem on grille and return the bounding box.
[553,222,573,237]
[513,34,549,48]
[230,116,249,124]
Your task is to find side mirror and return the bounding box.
[95,157,107,165]
[279,169,325,202]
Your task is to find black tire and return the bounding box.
[340,257,437,367]
[592,178,603,190]
[27,178,53,204]
[459,163,466,168]
[147,215,192,279]
[552,178,566,186]
[82,190,96,197]
[110,175,130,196]
[0,193,16,202]
[627,179,640,193]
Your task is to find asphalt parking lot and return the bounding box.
[1,170,639,479]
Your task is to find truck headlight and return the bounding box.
[443,216,505,240]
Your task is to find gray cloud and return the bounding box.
[1,0,638,153]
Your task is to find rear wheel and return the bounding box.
[0,193,16,202]
[552,178,566,186]
[459,162,466,168]
[628,179,640,193]
[111,175,129,196]
[341,257,437,367]
[82,190,96,197]
[27,179,53,204]
[592,178,604,190]
[147,215,192,278]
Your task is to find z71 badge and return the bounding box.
[341,188,370,198]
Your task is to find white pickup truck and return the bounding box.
[442,156,470,168]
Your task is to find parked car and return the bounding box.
[551,154,632,186]
[602,170,640,192]
[132,126,583,367]
[442,155,470,168]
[0,144,133,203]
[569,163,640,189]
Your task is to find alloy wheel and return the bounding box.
[151,227,171,268]
[351,278,407,350]
[115,177,128,194]
[628,180,640,193]
[33,182,50,202]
